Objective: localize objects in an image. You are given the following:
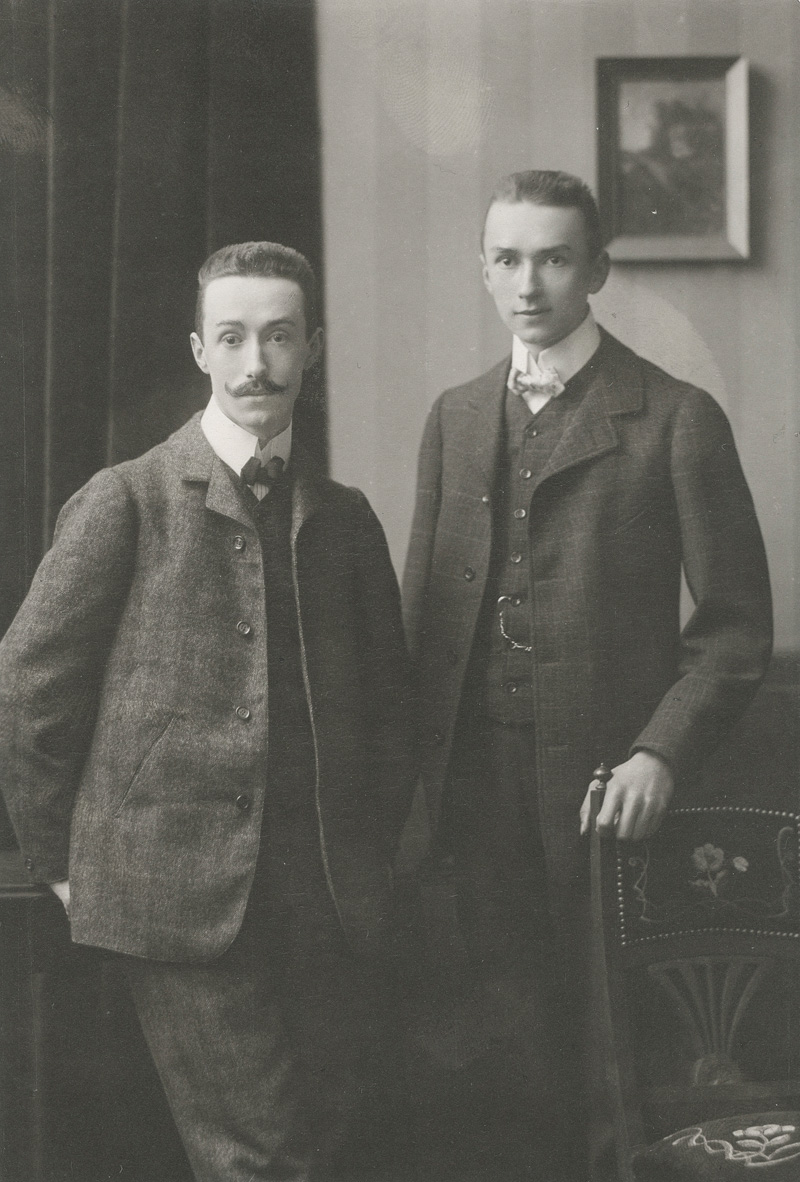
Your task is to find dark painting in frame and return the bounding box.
[597,56,749,261]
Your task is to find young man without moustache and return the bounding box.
[402,171,772,1178]
[0,242,415,1182]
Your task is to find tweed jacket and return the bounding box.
[0,414,415,962]
[402,329,772,912]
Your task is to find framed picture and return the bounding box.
[597,56,749,261]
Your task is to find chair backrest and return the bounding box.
[589,791,800,1181]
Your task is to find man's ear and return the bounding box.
[588,250,611,295]
[304,327,324,370]
[190,331,209,374]
[480,254,492,295]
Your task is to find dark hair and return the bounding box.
[483,170,605,259]
[195,241,319,337]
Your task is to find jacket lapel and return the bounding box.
[173,412,260,528]
[204,458,256,527]
[456,357,509,488]
[184,423,254,528]
[288,443,325,542]
[533,330,644,492]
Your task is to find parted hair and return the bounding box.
[195,241,319,337]
[484,170,605,259]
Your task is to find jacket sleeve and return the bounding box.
[631,389,773,779]
[401,398,443,661]
[0,467,137,881]
[351,490,417,856]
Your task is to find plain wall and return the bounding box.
[317,0,800,654]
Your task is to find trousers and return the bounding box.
[124,734,394,1182]
[422,718,588,1182]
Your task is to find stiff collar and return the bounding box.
[200,393,292,477]
[511,309,601,387]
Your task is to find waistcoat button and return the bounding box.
[235,794,251,813]
[233,536,246,551]
[463,567,475,581]
[514,509,527,519]
[519,468,532,480]
[236,620,252,636]
[510,552,522,564]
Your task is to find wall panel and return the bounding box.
[318,0,799,655]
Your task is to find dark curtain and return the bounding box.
[0,0,325,841]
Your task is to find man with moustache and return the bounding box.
[403,171,772,1178]
[0,242,415,1182]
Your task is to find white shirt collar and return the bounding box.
[200,393,292,477]
[511,309,601,387]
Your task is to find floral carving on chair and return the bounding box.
[624,821,799,931]
[672,1122,800,1167]
[690,844,749,897]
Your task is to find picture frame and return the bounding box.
[597,56,749,261]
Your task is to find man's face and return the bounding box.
[481,201,609,353]
[190,275,322,442]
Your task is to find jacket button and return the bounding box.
[510,552,522,564]
[519,468,532,480]
[233,536,246,551]
[463,567,475,581]
[432,731,445,745]
[236,620,252,636]
[511,594,525,607]
[527,427,538,437]
[481,495,490,504]
[235,706,251,721]
[24,856,33,871]
[514,508,527,519]
[235,794,251,813]
[445,648,459,666]
[504,681,519,695]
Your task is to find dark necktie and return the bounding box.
[240,454,285,493]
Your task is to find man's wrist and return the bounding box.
[630,748,673,776]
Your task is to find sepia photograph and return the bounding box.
[0,1,798,1181]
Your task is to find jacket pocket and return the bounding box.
[113,712,176,816]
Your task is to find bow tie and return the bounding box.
[240,454,285,489]
[508,367,565,399]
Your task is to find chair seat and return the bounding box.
[631,1111,800,1180]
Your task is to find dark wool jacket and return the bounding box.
[402,330,772,915]
[0,414,416,962]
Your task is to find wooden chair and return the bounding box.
[589,772,800,1180]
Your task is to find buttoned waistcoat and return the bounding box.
[0,414,415,961]
[402,329,772,913]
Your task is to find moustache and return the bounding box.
[226,378,288,398]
